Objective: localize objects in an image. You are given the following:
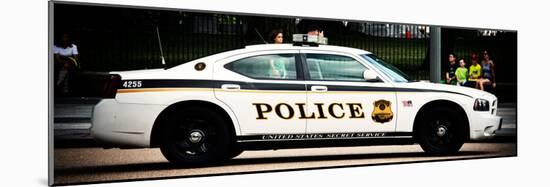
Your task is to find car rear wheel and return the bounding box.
[160,107,231,166]
[417,106,467,155]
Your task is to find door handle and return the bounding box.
[310,85,328,92]
[221,84,241,91]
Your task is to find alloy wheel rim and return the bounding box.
[172,116,217,156]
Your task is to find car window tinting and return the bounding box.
[226,54,298,80]
[306,54,367,81]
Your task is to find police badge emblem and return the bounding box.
[371,100,393,123]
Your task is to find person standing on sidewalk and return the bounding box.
[307,24,322,36]
[269,29,284,44]
[268,29,287,78]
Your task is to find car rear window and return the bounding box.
[225,54,298,80]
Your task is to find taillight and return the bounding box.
[103,74,121,98]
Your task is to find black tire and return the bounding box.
[160,107,231,166]
[417,106,467,155]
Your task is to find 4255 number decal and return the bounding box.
[122,80,142,88]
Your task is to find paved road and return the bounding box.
[53,142,516,185]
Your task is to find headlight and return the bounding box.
[473,98,490,111]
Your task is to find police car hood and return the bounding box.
[396,81,497,100]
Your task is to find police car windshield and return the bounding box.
[361,54,411,83]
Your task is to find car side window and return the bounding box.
[225,54,298,80]
[306,54,367,81]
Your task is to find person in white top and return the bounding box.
[54,33,79,95]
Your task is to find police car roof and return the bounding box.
[170,44,372,71]
[175,44,372,68]
[244,44,372,55]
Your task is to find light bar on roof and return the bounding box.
[292,34,328,45]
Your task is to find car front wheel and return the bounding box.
[417,106,467,155]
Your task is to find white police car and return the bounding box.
[91,34,502,166]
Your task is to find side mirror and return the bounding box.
[363,69,382,82]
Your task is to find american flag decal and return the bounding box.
[402,100,413,107]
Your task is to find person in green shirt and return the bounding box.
[455,59,468,86]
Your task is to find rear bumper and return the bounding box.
[91,99,165,148]
[469,113,503,140]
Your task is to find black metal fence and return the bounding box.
[54,3,516,90]
[54,4,432,80]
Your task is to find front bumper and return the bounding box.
[469,112,503,140]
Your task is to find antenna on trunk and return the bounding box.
[254,28,268,44]
[156,26,167,70]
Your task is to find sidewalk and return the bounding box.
[53,98,517,145]
[54,97,99,142]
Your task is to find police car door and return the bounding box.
[300,51,397,134]
[214,50,307,135]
